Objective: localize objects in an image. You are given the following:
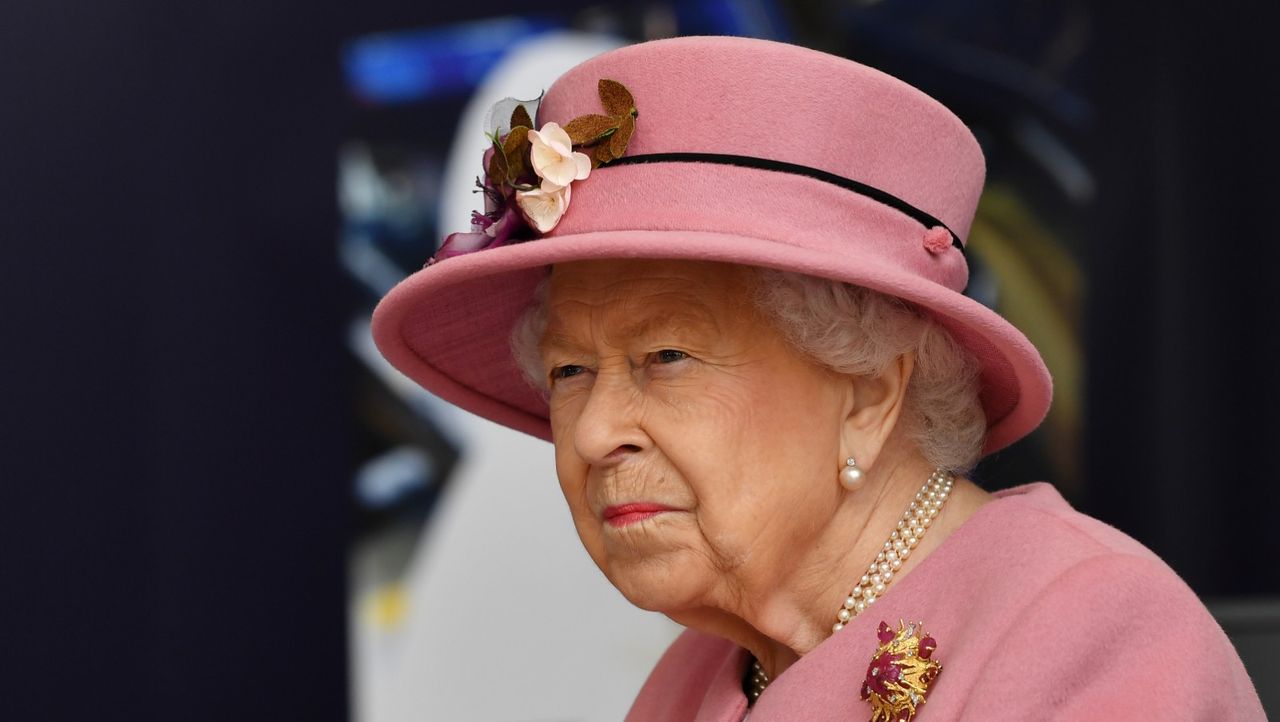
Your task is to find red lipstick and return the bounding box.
[602,502,676,527]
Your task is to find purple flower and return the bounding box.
[427,177,530,265]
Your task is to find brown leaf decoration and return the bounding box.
[564,114,618,146]
[486,136,508,183]
[509,104,533,132]
[608,115,635,160]
[502,126,530,181]
[585,142,613,169]
[598,79,636,118]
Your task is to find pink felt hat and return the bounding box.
[372,35,1052,455]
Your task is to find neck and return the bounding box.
[668,456,986,681]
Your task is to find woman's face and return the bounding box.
[541,259,852,615]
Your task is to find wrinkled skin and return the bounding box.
[538,258,988,679]
[542,259,846,609]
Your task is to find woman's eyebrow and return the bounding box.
[612,311,719,341]
[537,327,590,356]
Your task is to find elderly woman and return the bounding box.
[373,36,1264,720]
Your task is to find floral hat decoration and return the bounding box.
[431,79,639,264]
[372,36,1052,457]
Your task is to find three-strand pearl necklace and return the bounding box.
[748,469,954,702]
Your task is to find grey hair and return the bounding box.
[510,276,551,392]
[509,268,986,472]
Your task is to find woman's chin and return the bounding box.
[613,583,696,615]
[603,556,706,614]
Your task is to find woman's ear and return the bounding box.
[840,352,915,472]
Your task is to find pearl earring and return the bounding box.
[839,457,865,491]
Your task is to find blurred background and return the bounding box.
[2,0,1277,719]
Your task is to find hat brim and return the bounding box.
[372,228,1051,456]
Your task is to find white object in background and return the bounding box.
[353,31,682,722]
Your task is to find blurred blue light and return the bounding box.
[344,16,563,105]
[675,0,790,40]
[355,446,436,509]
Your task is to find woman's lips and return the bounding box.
[602,502,677,527]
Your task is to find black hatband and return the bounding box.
[606,152,964,253]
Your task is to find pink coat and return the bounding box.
[626,483,1265,721]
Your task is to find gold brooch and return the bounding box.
[861,620,942,722]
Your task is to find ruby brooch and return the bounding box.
[861,620,942,722]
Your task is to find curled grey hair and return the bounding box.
[510,268,986,472]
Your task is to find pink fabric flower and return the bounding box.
[527,122,590,191]
[923,226,952,255]
[516,183,572,233]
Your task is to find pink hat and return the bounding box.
[372,35,1052,455]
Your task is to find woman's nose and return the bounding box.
[572,370,649,465]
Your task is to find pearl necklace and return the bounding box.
[832,469,954,631]
[747,469,954,702]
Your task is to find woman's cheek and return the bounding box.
[547,382,590,445]
[670,372,765,434]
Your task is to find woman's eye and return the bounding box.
[550,364,586,381]
[654,349,689,364]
